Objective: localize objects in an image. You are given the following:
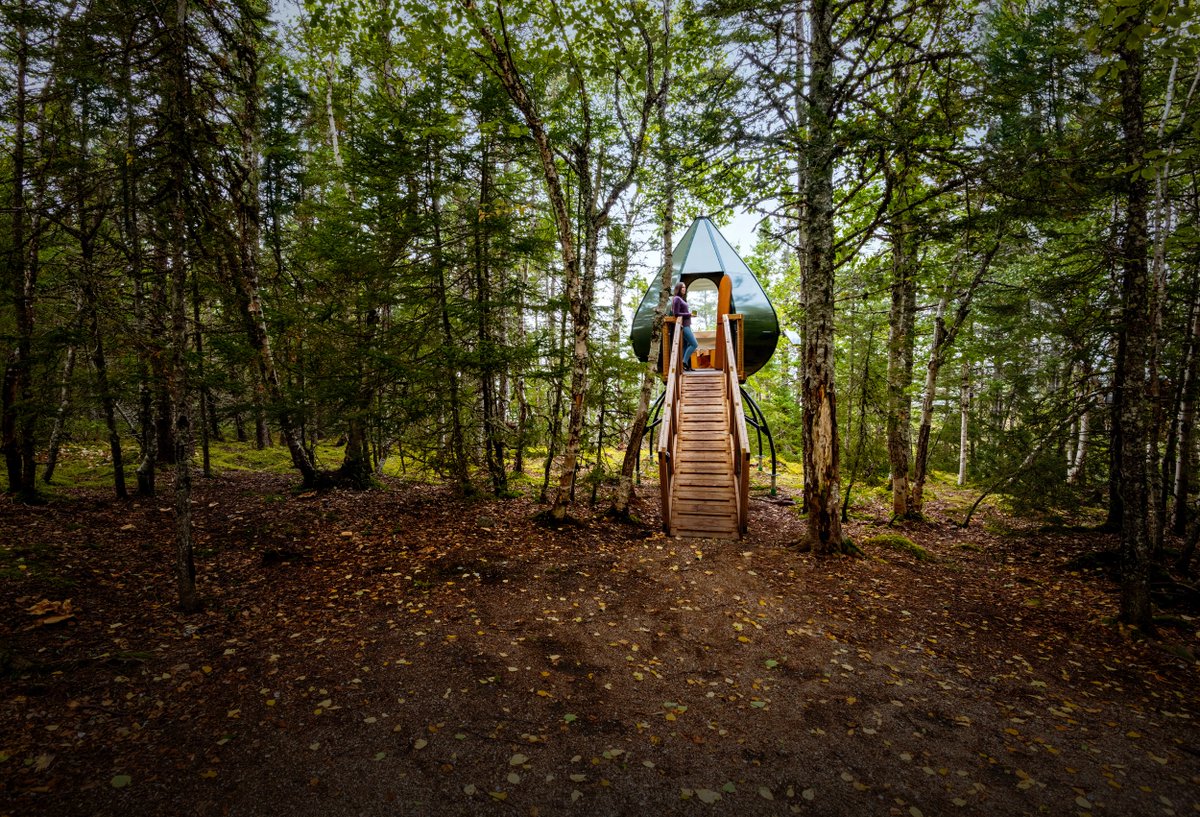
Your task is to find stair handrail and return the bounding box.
[658,320,684,533]
[722,314,751,533]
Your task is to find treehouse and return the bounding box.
[629,217,783,530]
[629,216,779,378]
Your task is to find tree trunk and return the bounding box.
[1104,329,1125,531]
[958,356,970,486]
[465,0,659,520]
[226,16,318,488]
[3,2,36,498]
[475,134,507,496]
[842,320,876,522]
[614,1,672,519]
[1067,390,1089,485]
[885,195,917,520]
[1172,287,1200,535]
[337,304,378,489]
[799,0,845,553]
[912,240,998,512]
[167,0,198,613]
[541,302,567,504]
[549,193,606,519]
[121,27,155,497]
[429,146,472,494]
[92,292,128,497]
[512,264,531,476]
[191,273,210,478]
[253,383,270,449]
[1115,18,1154,630]
[43,301,82,485]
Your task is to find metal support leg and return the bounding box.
[638,390,666,486]
[740,387,778,496]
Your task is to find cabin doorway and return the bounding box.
[687,277,719,369]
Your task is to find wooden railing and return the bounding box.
[715,313,745,381]
[657,320,684,532]
[721,314,751,534]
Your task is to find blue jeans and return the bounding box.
[680,325,698,370]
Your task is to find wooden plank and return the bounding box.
[678,434,729,445]
[676,470,731,481]
[678,429,729,439]
[673,502,736,517]
[673,517,737,527]
[678,449,728,459]
[676,475,729,487]
[676,461,732,473]
[674,474,734,485]
[675,460,731,470]
[674,483,734,497]
[672,524,738,539]
[674,466,730,477]
[679,423,727,432]
[673,510,736,524]
[677,448,730,457]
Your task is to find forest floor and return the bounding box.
[0,458,1198,817]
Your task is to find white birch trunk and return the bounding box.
[1067,411,1089,485]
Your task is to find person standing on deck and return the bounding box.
[672,282,698,372]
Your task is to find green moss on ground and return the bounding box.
[865,532,930,561]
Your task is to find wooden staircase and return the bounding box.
[658,314,751,540]
[672,371,739,538]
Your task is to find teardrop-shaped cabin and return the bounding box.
[629,217,779,378]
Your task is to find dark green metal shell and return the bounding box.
[629,216,779,377]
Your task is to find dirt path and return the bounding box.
[1,472,1196,816]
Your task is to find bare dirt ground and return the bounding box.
[1,470,1197,816]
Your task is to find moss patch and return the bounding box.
[865,532,930,561]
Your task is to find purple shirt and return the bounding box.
[671,295,692,328]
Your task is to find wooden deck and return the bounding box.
[670,370,740,539]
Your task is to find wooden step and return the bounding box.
[673,480,735,496]
[676,457,731,467]
[672,520,739,539]
[673,502,735,515]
